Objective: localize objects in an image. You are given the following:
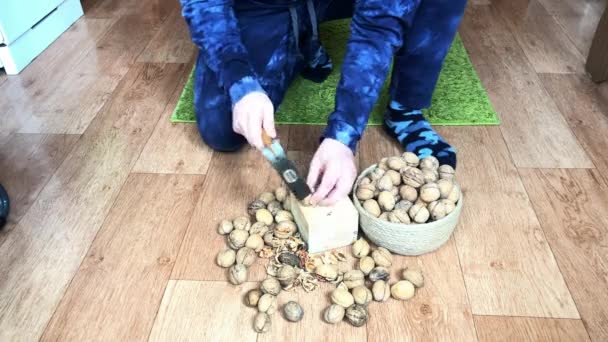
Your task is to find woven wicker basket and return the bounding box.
[353,165,463,256]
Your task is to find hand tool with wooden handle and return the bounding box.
[261,131,312,201]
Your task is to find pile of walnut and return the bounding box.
[356,153,459,223]
[322,238,424,327]
[217,187,318,334]
[217,188,425,334]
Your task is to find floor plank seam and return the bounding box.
[488,2,593,169]
[552,13,592,58]
[473,314,586,322]
[452,236,481,342]
[130,171,208,176]
[38,164,135,339]
[127,64,191,177]
[0,132,82,244]
[515,167,587,324]
[535,77,604,172]
[135,7,182,63]
[144,175,208,342]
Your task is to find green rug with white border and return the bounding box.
[171,19,499,126]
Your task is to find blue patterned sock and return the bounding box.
[384,101,457,168]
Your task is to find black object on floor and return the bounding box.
[0,184,9,229]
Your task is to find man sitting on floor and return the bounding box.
[181,0,466,205]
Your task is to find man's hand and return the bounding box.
[307,138,357,206]
[233,92,276,149]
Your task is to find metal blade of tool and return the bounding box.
[261,132,312,200]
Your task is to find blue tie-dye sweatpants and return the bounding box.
[181,0,467,152]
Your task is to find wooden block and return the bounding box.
[290,194,359,254]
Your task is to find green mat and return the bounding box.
[171,19,499,126]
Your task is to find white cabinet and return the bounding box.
[0,0,83,74]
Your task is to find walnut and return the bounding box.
[356,183,376,201]
[228,229,249,250]
[331,288,355,308]
[422,168,439,183]
[391,187,400,202]
[267,200,282,216]
[352,286,373,305]
[388,212,401,223]
[419,156,439,170]
[447,183,460,203]
[282,198,292,211]
[261,278,282,296]
[258,294,278,314]
[387,156,406,171]
[385,169,402,186]
[437,178,454,199]
[283,301,304,322]
[399,185,418,202]
[343,270,365,289]
[263,231,274,246]
[392,208,411,224]
[258,192,276,205]
[274,220,297,239]
[377,175,394,192]
[441,199,456,215]
[359,256,375,275]
[245,289,262,307]
[275,210,294,223]
[401,166,425,188]
[236,247,256,266]
[369,266,390,282]
[255,209,274,225]
[248,199,266,216]
[378,212,389,221]
[359,177,372,186]
[253,312,271,333]
[420,183,441,203]
[409,203,430,223]
[228,264,247,285]
[378,191,396,211]
[370,167,386,181]
[216,249,236,268]
[324,304,345,324]
[315,264,338,281]
[402,152,420,167]
[391,280,415,300]
[217,220,234,235]
[362,199,381,217]
[372,247,392,267]
[274,187,288,202]
[345,305,368,327]
[438,164,456,180]
[428,201,447,221]
[337,261,351,274]
[250,222,269,236]
[246,234,264,252]
[377,157,389,170]
[402,267,424,288]
[233,216,251,231]
[372,280,391,302]
[277,265,297,287]
[352,238,370,258]
[395,200,414,212]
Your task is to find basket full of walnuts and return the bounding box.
[352,152,463,256]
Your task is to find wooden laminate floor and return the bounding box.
[1,0,607,341]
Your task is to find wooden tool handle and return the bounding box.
[261,130,273,148]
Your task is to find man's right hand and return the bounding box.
[232,92,277,149]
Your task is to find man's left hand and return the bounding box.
[307,138,357,206]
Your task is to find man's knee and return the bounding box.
[196,108,246,152]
